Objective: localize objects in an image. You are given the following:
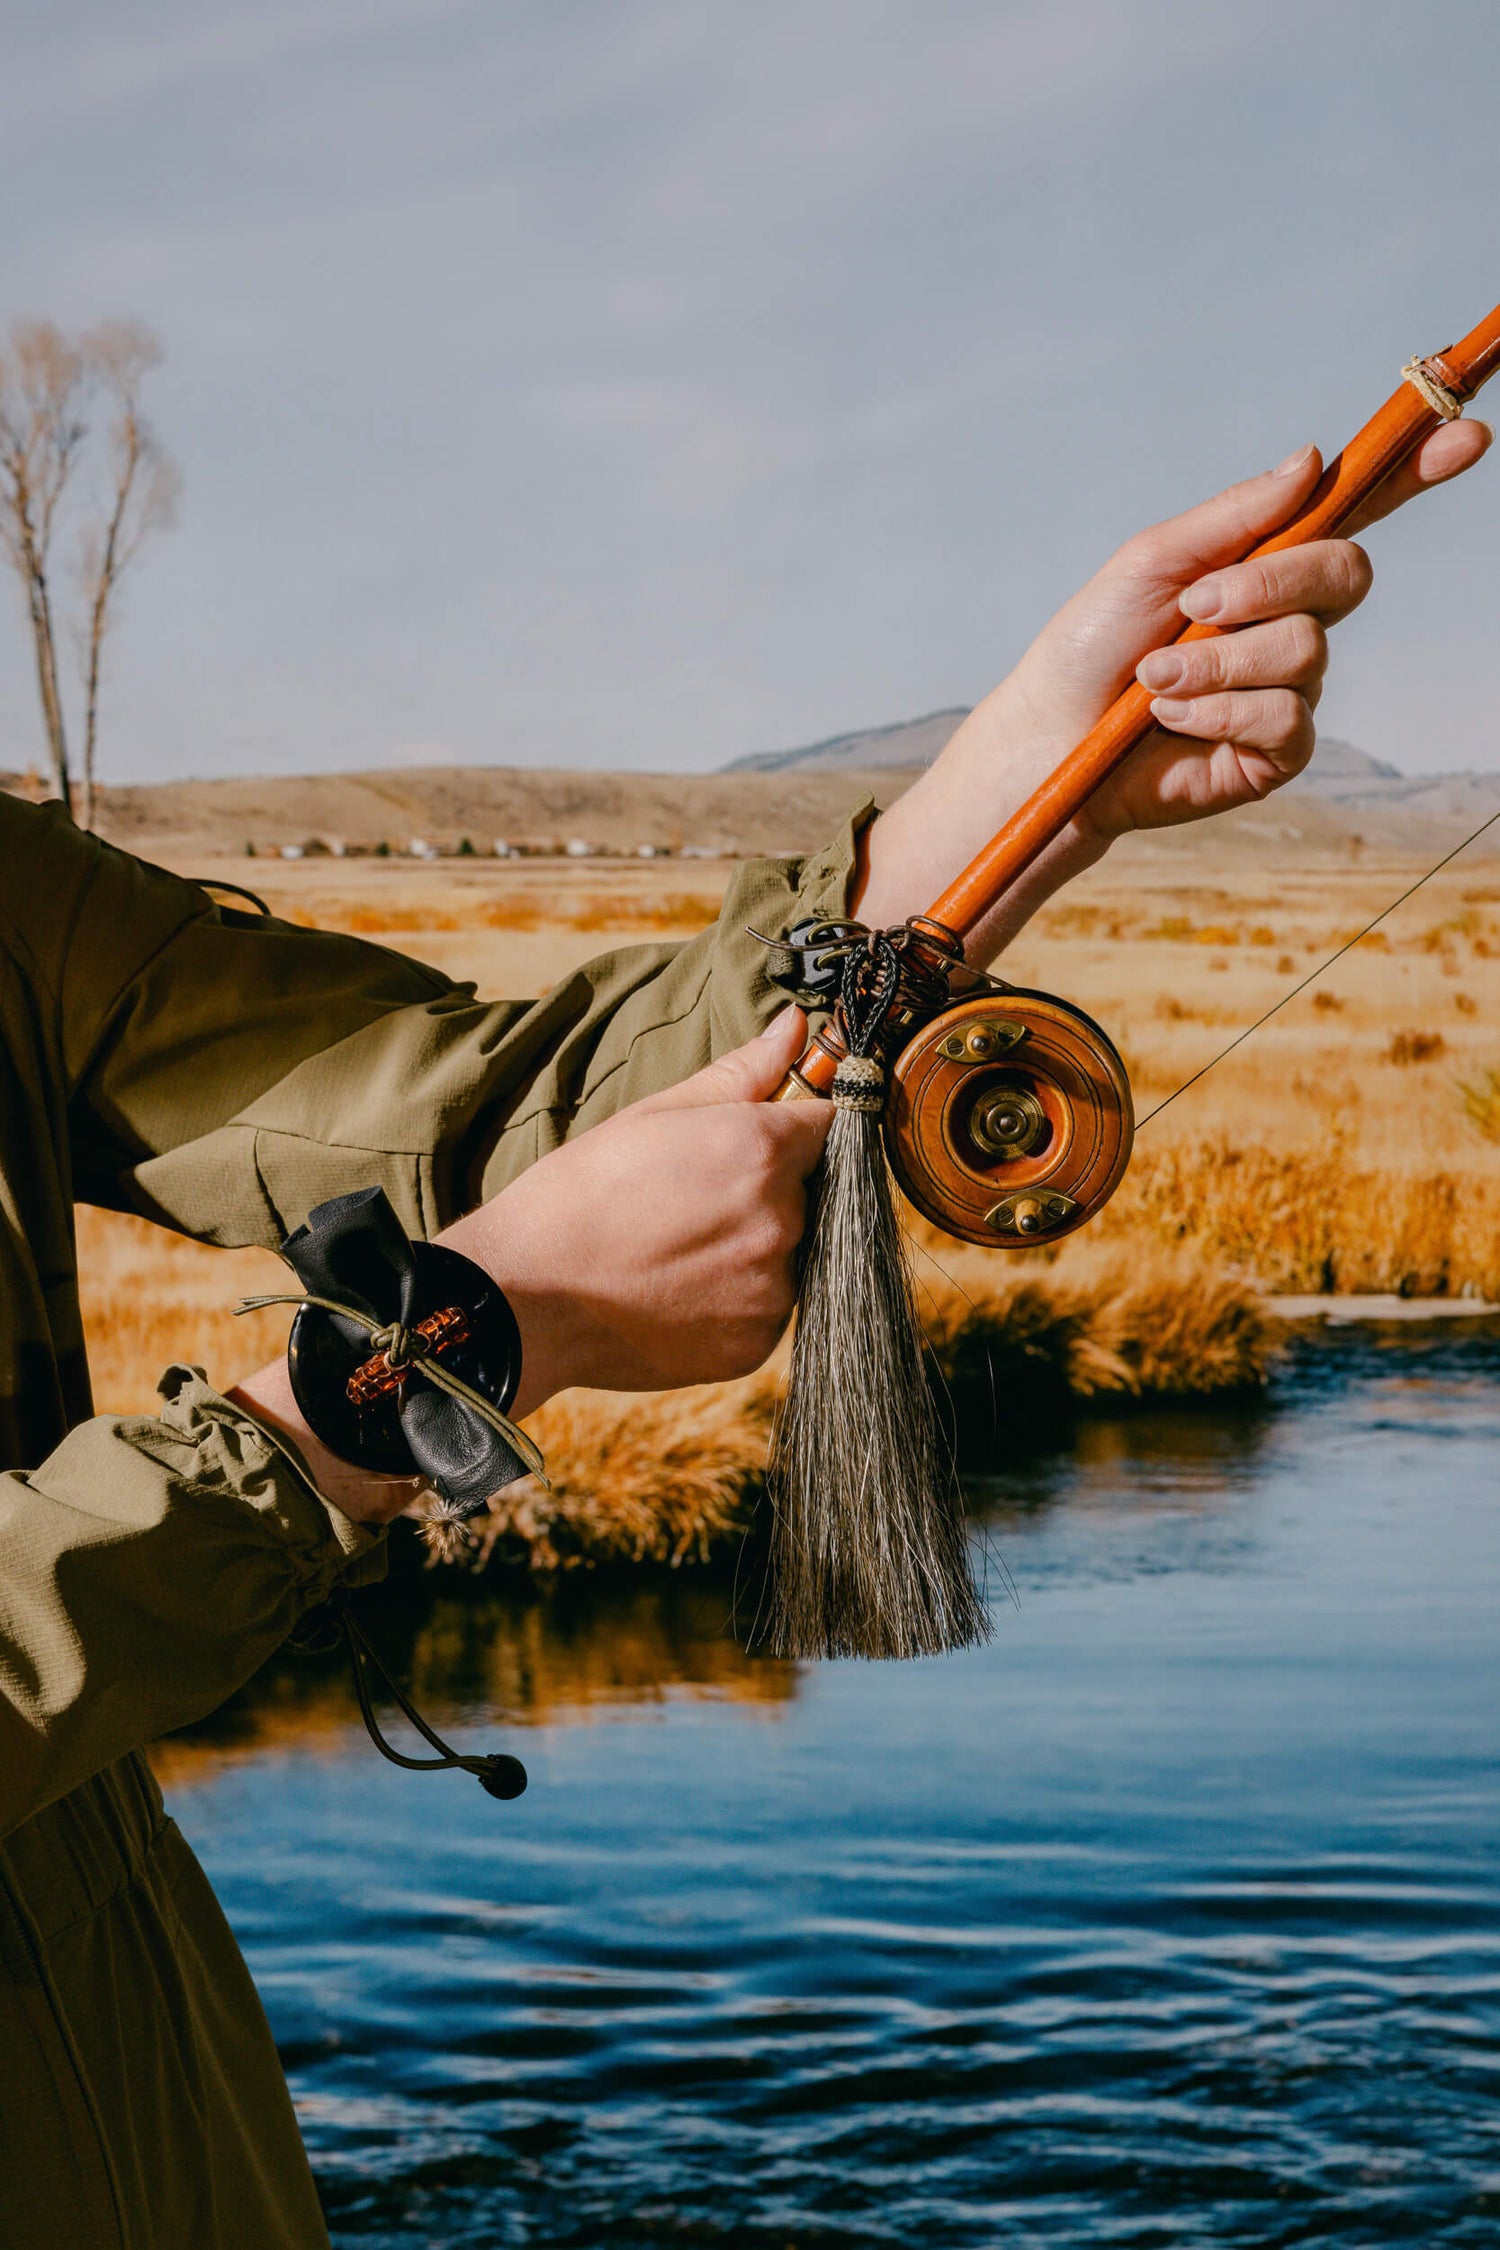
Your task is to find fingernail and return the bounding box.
[1273,442,1317,476]
[1137,651,1185,692]
[758,1005,794,1039]
[1151,696,1192,725]
[1179,579,1223,621]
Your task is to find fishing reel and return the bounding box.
[765,918,1133,1249]
[884,987,1133,1247]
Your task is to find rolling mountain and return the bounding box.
[724,709,1500,818]
[724,708,970,774]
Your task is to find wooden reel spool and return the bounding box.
[883,988,1133,1247]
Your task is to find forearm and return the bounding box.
[227,1358,426,1526]
[226,1010,832,1520]
[851,678,1112,962]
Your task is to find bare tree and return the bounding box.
[0,317,176,823]
[0,323,89,810]
[75,323,179,832]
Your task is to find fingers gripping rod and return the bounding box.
[778,303,1500,1103]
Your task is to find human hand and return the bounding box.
[1015,422,1490,841]
[229,1009,830,1524]
[859,418,1491,958]
[437,1004,830,1414]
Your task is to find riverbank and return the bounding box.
[79,1207,1275,1573]
[75,842,1500,1572]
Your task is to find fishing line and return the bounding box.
[1133,805,1500,1130]
[888,798,1500,1619]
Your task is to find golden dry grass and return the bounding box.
[1100,1137,1500,1297]
[76,1207,289,1412]
[75,846,1500,1574]
[328,889,721,938]
[1005,855,1500,1299]
[463,1377,778,1572]
[76,1206,1270,1575]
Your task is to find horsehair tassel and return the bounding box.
[761,307,1500,1665]
[761,935,989,1660]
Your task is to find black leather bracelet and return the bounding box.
[272,1186,539,1519]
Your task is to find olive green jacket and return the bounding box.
[0,790,859,2250]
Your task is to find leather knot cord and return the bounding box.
[838,928,901,1054]
[235,1288,549,1486]
[830,930,902,1112]
[368,1320,427,1371]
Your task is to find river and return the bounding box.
[165,1323,1500,2246]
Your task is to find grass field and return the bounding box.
[77,839,1500,1571]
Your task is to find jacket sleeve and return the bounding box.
[34,801,871,1245]
[0,1367,382,1839]
[0,796,866,1829]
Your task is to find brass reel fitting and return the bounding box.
[883,988,1134,1247]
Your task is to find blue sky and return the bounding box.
[1,0,1497,782]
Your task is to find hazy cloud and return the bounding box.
[0,0,1496,781]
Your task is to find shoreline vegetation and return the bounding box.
[76,1206,1279,1576]
[79,837,1500,1577]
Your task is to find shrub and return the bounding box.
[1386,1029,1446,1066]
[1460,1067,1500,1143]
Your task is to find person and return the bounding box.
[0,427,1486,2249]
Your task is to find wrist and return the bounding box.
[857,693,1115,962]
[855,677,1079,938]
[227,1362,425,1527]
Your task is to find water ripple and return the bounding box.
[178,1334,1500,2246]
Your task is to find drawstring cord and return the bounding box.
[239,1287,534,1799]
[330,1591,526,1799]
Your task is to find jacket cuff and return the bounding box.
[706,796,877,1039]
[148,1365,388,1594]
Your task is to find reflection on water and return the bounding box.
[150,1580,797,1789]
[170,1329,1500,2247]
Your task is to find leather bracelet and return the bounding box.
[240,1186,544,1521]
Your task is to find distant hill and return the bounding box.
[725,708,970,773]
[6,718,1498,872]
[715,708,1500,865]
[51,763,914,866]
[1294,736,1401,789]
[727,710,1408,793]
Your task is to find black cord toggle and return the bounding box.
[332,1593,527,1801]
